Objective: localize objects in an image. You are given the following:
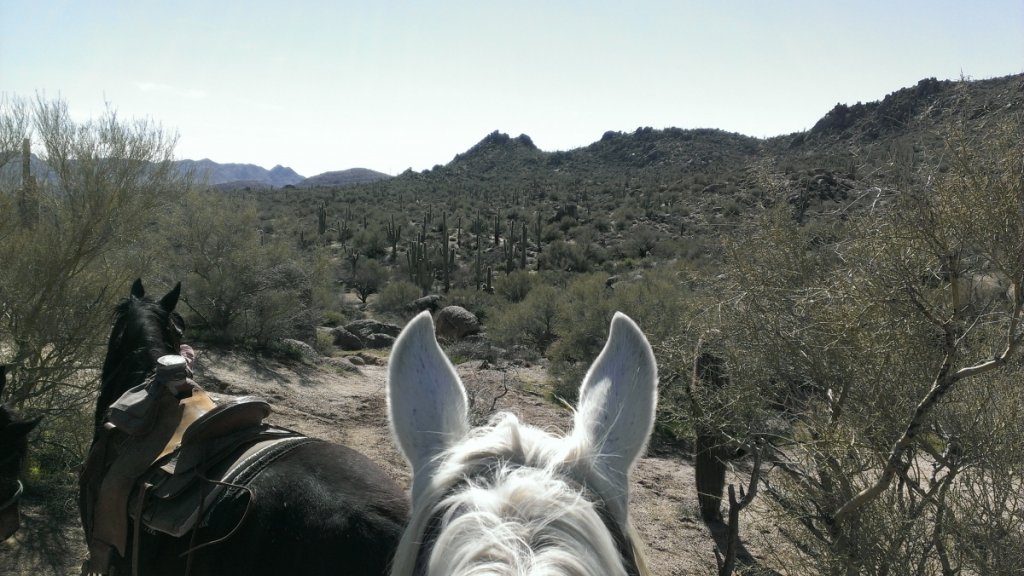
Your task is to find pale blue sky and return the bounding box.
[3,1,1021,177]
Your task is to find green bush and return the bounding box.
[375,280,422,320]
[494,270,537,303]
[489,284,560,353]
[175,190,317,347]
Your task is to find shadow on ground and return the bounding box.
[2,484,84,576]
[705,517,784,576]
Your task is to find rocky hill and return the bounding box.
[297,167,392,188]
[176,159,304,187]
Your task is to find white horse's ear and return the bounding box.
[388,311,469,494]
[571,312,657,522]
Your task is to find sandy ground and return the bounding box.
[2,348,774,575]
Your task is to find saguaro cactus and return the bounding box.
[440,212,452,293]
[520,222,528,269]
[317,201,327,238]
[689,349,732,523]
[386,214,402,261]
[406,220,432,295]
[475,237,483,291]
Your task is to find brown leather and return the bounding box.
[181,396,270,445]
[156,390,216,461]
[88,390,181,557]
[81,385,233,566]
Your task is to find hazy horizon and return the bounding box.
[3,1,1022,177]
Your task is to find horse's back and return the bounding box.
[138,441,409,576]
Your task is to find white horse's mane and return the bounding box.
[387,312,657,576]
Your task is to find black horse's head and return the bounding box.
[0,366,42,540]
[94,279,184,430]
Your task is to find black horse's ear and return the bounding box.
[131,278,145,299]
[159,282,181,312]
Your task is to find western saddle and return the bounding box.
[80,355,312,576]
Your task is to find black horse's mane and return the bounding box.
[94,290,183,430]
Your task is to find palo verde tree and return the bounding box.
[717,99,1024,574]
[0,95,187,417]
[0,96,188,477]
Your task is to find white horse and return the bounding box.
[387,311,657,576]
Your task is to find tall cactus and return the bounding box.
[520,222,528,269]
[475,237,483,291]
[440,212,451,293]
[385,214,402,261]
[534,210,542,254]
[503,219,516,274]
[317,201,327,238]
[689,346,732,523]
[406,220,432,295]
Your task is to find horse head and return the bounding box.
[94,279,183,431]
[0,366,42,541]
[387,311,657,576]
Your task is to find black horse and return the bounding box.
[81,279,408,575]
[0,365,42,541]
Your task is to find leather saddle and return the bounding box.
[80,355,310,575]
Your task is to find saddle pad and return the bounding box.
[136,434,318,538]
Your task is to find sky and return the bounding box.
[3,1,1022,178]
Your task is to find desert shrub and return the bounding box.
[710,103,1024,574]
[354,227,388,259]
[488,284,560,353]
[320,309,346,327]
[442,338,499,366]
[494,270,537,303]
[546,274,615,401]
[175,190,316,347]
[348,259,387,303]
[0,96,188,479]
[375,280,422,319]
[540,240,592,272]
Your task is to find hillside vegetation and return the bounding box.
[1,74,1022,574]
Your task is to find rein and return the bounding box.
[0,446,25,513]
[0,479,24,512]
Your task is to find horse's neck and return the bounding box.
[95,351,155,429]
[0,440,23,491]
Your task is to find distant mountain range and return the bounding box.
[177,159,392,190]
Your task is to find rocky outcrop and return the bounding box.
[331,327,364,351]
[435,306,481,340]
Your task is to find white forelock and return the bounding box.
[390,413,647,576]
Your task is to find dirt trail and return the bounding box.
[4,349,758,575]
[198,352,723,575]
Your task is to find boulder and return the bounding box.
[344,319,402,340]
[331,327,363,351]
[435,306,481,340]
[279,339,318,363]
[410,294,444,313]
[365,333,396,349]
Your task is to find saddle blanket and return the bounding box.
[133,431,317,538]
